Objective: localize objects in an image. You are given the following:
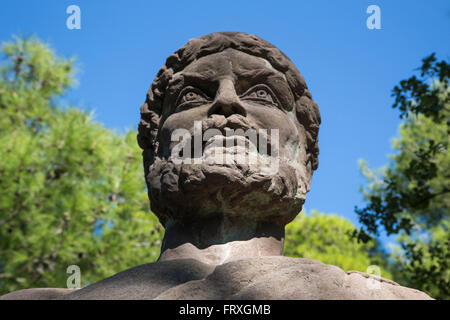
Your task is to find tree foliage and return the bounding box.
[355,54,449,299]
[0,37,163,294]
[285,211,391,279]
[0,36,409,298]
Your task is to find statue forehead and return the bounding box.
[177,48,286,81]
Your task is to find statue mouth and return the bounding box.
[196,128,278,172]
[197,128,274,160]
[204,133,257,153]
[170,115,278,163]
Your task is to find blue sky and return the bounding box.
[1,0,449,246]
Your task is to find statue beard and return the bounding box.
[146,115,309,227]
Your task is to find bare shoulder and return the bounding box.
[0,288,76,300]
[61,258,215,300]
[0,259,214,300]
[154,256,434,300]
[0,257,433,300]
[343,270,433,300]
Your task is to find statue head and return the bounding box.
[138,32,320,230]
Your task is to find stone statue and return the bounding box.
[0,32,432,300]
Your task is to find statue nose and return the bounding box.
[208,79,247,118]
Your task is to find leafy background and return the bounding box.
[0,0,448,299]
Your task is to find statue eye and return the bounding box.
[183,91,201,102]
[241,85,278,106]
[256,89,268,99]
[176,87,209,110]
[246,89,272,101]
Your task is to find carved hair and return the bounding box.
[138,32,321,178]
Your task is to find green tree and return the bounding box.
[285,210,392,279]
[355,54,449,299]
[0,37,163,294]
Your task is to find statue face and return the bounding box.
[159,48,302,161]
[147,48,310,226]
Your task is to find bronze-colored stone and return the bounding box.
[138,32,321,265]
[0,32,432,300]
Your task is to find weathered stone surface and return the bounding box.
[60,259,214,300]
[0,32,433,300]
[12,257,423,300]
[153,257,432,300]
[0,288,75,300]
[4,257,431,300]
[139,32,320,232]
[138,32,322,266]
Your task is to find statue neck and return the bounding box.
[157,217,285,265]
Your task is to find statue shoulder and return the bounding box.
[0,288,76,300]
[61,259,214,300]
[154,256,433,300]
[1,257,432,300]
[0,259,214,300]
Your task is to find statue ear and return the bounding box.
[138,99,161,172]
[295,94,320,173]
